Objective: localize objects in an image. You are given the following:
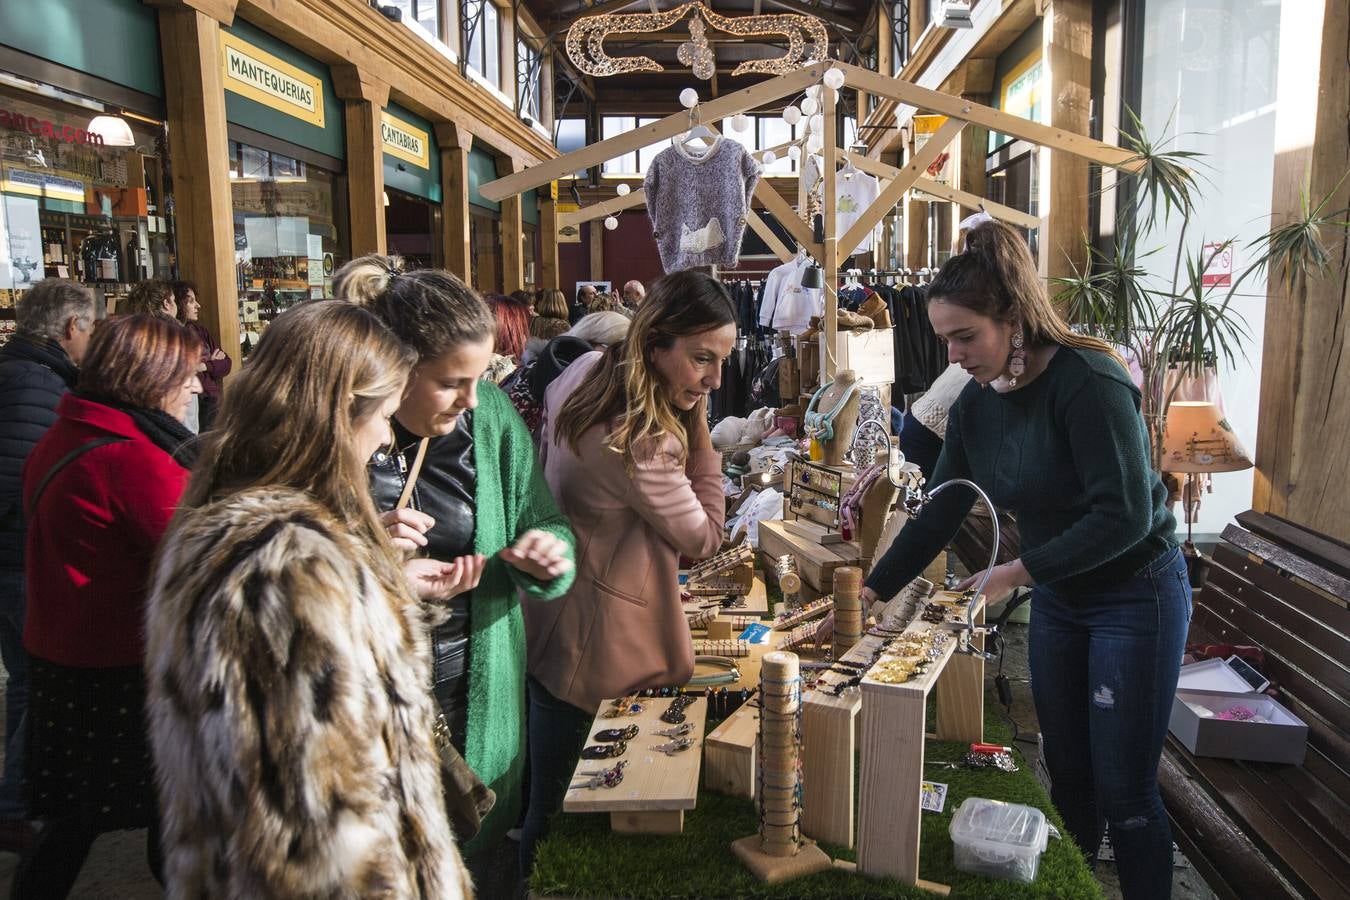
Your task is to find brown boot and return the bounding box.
[859,293,892,328]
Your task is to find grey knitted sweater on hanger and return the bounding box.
[643,137,762,272]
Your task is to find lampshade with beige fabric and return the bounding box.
[1161,401,1253,474]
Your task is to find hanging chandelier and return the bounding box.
[565,1,829,79]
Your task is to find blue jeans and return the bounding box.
[0,570,26,819]
[1029,547,1191,900]
[520,675,594,880]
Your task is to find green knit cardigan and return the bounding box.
[462,382,575,853]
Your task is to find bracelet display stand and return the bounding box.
[800,589,985,851]
[686,543,756,597]
[563,695,708,834]
[731,651,832,883]
[832,566,864,657]
[774,554,802,609]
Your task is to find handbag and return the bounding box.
[396,437,498,840]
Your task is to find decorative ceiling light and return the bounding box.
[800,96,819,117]
[761,150,777,165]
[604,215,619,230]
[730,113,752,133]
[808,113,824,134]
[781,105,802,126]
[787,145,801,161]
[566,2,827,78]
[679,87,700,109]
[86,114,135,147]
[805,133,824,154]
[617,183,632,196]
[823,68,847,90]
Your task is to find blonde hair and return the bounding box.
[183,301,416,597]
[567,311,631,347]
[555,270,734,465]
[535,289,569,320]
[931,220,1127,371]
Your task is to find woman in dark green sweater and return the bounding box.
[864,221,1189,900]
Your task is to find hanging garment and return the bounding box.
[644,136,762,272]
[835,168,880,256]
[758,255,822,335]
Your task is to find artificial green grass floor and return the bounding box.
[529,705,1101,899]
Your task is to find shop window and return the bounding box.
[391,0,440,38]
[523,221,538,287]
[228,140,347,354]
[385,187,441,270]
[891,2,911,74]
[601,116,661,176]
[464,0,501,89]
[987,148,1039,256]
[0,79,176,327]
[469,209,500,293]
[555,117,588,179]
[517,36,542,124]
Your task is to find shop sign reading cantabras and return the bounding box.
[380,112,430,169]
[220,31,325,128]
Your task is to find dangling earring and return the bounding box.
[1008,329,1027,387]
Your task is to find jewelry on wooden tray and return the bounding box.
[654,721,696,738]
[581,741,628,760]
[660,693,696,724]
[593,725,639,743]
[603,696,645,718]
[687,655,741,687]
[572,759,629,790]
[653,736,696,755]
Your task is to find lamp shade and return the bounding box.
[799,264,824,289]
[1161,401,1252,473]
[86,115,135,147]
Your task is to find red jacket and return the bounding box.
[23,394,189,667]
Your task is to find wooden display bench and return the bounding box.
[562,696,708,835]
[683,570,771,618]
[758,519,861,594]
[801,591,986,856]
[704,695,760,800]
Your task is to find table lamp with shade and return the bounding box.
[1161,401,1253,586]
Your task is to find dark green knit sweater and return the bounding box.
[866,346,1176,598]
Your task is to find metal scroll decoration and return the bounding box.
[565,2,829,79]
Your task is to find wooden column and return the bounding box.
[906,198,927,269]
[333,67,388,257]
[589,220,604,282]
[822,84,838,379]
[1253,0,1350,541]
[496,156,524,293]
[1038,0,1092,280]
[539,189,559,291]
[436,121,474,282]
[152,0,241,372]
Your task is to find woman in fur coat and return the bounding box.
[145,302,474,898]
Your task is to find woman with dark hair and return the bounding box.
[520,269,735,871]
[334,255,575,890]
[172,280,232,430]
[15,315,200,897]
[120,278,177,319]
[862,220,1187,900]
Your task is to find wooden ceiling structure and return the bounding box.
[521,0,878,114]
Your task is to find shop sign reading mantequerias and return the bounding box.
[220,31,325,128]
[381,112,430,169]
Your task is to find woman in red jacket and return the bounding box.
[16,314,200,898]
[520,270,736,872]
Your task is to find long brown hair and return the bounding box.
[78,314,200,408]
[535,289,569,320]
[555,270,734,464]
[929,220,1126,371]
[182,301,415,596]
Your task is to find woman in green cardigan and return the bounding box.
[336,256,576,892]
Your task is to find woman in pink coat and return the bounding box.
[521,269,736,872]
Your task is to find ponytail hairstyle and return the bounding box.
[333,254,494,362]
[929,220,1126,372]
[555,269,735,465]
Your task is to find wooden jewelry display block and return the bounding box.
[703,697,759,800]
[783,460,853,538]
[563,696,708,834]
[757,519,861,594]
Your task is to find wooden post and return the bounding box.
[333,66,389,257]
[906,198,927,269]
[822,82,838,380]
[589,219,604,282]
[1252,0,1350,541]
[496,156,524,292]
[1038,0,1092,280]
[539,189,559,291]
[436,122,473,282]
[153,1,241,372]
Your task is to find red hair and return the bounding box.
[487,293,531,362]
[78,314,200,408]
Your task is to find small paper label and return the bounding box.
[921,781,947,813]
[738,623,770,644]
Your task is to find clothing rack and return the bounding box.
[478,61,1140,381]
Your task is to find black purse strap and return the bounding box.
[26,437,128,519]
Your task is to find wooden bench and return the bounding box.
[1158,511,1350,900]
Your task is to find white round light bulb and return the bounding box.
[787,145,801,161]
[604,216,619,231]
[678,88,699,109]
[808,114,824,134]
[730,113,752,133]
[781,105,802,126]
[806,85,821,100]
[761,150,777,165]
[806,133,824,154]
[823,68,847,90]
[800,96,819,116]
[616,183,631,196]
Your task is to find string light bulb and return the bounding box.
[800,96,819,116]
[787,145,801,160]
[616,183,631,196]
[808,114,824,134]
[781,105,802,126]
[604,216,619,230]
[823,67,846,90]
[761,150,777,165]
[730,113,752,132]
[806,133,824,154]
[679,87,699,108]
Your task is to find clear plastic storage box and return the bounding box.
[948,798,1050,883]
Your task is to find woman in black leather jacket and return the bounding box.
[336,256,576,892]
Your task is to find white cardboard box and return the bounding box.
[1168,660,1308,765]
